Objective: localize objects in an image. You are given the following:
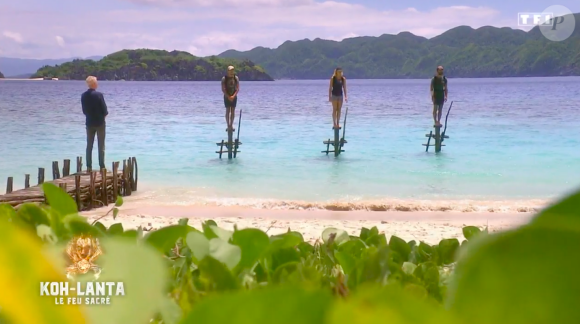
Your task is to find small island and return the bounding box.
[0,71,4,78]
[32,49,274,81]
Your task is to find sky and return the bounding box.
[0,0,579,59]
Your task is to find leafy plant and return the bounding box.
[0,182,579,324]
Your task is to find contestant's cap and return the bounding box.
[227,65,235,70]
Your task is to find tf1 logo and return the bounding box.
[518,12,565,30]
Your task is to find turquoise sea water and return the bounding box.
[1,78,579,212]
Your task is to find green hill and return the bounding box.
[32,49,273,81]
[218,13,580,79]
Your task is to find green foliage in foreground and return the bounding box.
[1,183,580,324]
[218,13,580,79]
[32,49,273,81]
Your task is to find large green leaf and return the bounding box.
[438,238,460,265]
[231,228,270,271]
[389,235,411,262]
[197,256,239,291]
[185,231,210,262]
[322,227,350,245]
[85,238,168,324]
[328,285,456,323]
[17,203,50,226]
[145,225,191,253]
[0,219,87,323]
[448,225,580,324]
[529,189,580,232]
[42,182,78,217]
[180,286,333,324]
[209,238,242,270]
[462,226,481,241]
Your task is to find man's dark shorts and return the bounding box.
[224,95,237,108]
[433,99,444,112]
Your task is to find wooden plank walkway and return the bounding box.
[0,156,138,211]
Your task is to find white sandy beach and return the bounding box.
[82,199,535,244]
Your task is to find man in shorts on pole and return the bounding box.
[430,65,448,127]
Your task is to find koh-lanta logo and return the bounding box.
[40,235,125,305]
[517,5,576,42]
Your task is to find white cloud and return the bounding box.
[2,31,24,43]
[0,2,513,59]
[55,35,65,47]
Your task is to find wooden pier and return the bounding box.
[0,156,138,211]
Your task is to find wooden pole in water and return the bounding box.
[218,140,225,159]
[234,110,242,158]
[435,126,442,153]
[334,127,340,157]
[25,174,30,188]
[425,131,433,152]
[340,106,348,149]
[227,128,233,159]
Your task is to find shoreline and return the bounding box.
[124,188,552,213]
[81,202,534,244]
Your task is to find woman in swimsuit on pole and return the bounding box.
[328,67,347,129]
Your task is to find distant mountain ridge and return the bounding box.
[218,13,580,79]
[0,56,103,77]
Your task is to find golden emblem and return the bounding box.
[66,235,103,277]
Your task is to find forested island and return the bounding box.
[218,13,580,79]
[32,49,273,81]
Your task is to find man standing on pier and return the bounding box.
[221,66,240,131]
[81,76,108,172]
[430,66,448,127]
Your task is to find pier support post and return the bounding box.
[63,159,70,177]
[101,168,108,206]
[52,161,61,180]
[125,158,132,196]
[58,183,67,192]
[25,174,30,188]
[6,177,13,194]
[38,168,45,185]
[112,161,119,199]
[76,156,83,173]
[131,157,138,191]
[75,175,81,211]
[89,172,96,209]
[122,160,126,196]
